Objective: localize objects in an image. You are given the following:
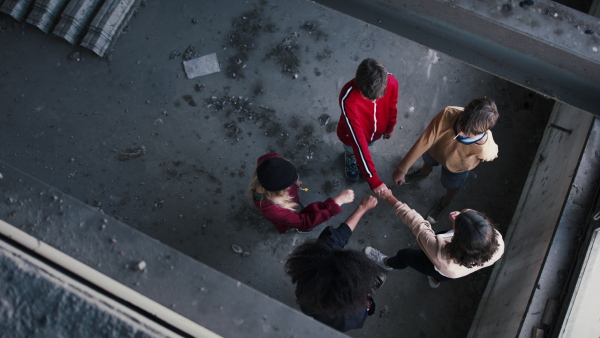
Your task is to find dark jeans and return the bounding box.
[422,151,469,191]
[386,248,452,282]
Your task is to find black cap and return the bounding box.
[257,157,298,191]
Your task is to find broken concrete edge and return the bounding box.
[442,0,600,62]
[312,0,600,115]
[0,161,346,338]
[0,237,201,337]
[557,228,600,336]
[0,219,220,338]
[467,104,596,337]
[555,131,600,337]
[518,116,600,334]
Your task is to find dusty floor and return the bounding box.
[0,0,554,336]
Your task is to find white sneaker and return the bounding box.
[364,246,393,271]
[428,276,440,289]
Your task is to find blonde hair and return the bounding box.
[249,171,299,212]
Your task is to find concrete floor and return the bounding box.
[0,0,555,336]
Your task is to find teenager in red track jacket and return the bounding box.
[337,59,399,193]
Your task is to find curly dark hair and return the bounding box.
[355,58,388,101]
[285,240,380,316]
[443,210,500,268]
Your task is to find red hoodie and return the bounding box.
[337,74,399,190]
[252,153,342,233]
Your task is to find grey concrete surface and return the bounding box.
[468,104,595,337]
[314,0,600,115]
[0,0,556,336]
[0,237,178,338]
[0,163,345,338]
[519,117,600,336]
[559,200,600,337]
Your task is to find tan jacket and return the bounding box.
[397,106,498,174]
[392,201,504,279]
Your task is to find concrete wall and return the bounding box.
[0,162,346,338]
[0,237,187,338]
[468,104,595,337]
[313,0,600,115]
[559,228,600,337]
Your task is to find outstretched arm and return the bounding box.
[393,109,445,186]
[344,195,378,232]
[377,188,400,206]
[333,189,355,206]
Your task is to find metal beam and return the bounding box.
[312,0,600,116]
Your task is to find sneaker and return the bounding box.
[367,294,376,316]
[404,170,429,185]
[428,276,440,289]
[426,197,448,224]
[364,246,393,271]
[344,152,359,182]
[371,272,387,291]
[294,228,313,234]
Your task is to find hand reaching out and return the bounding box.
[344,194,378,231]
[359,195,378,210]
[383,133,392,140]
[392,169,406,186]
[334,189,355,206]
[376,188,399,206]
[373,183,388,195]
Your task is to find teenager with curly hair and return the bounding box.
[249,153,354,233]
[285,195,383,332]
[365,189,504,288]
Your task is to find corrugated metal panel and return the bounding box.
[26,0,70,33]
[80,0,137,56]
[0,0,35,22]
[53,0,103,45]
[1,0,138,57]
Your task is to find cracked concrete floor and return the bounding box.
[0,0,554,336]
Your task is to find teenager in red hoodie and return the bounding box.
[249,153,355,234]
[337,58,399,194]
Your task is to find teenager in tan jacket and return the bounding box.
[365,188,504,288]
[392,97,499,222]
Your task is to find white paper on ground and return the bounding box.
[183,53,220,79]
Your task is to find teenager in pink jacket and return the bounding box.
[249,153,354,234]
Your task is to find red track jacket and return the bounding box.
[337,74,399,190]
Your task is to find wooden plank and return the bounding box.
[468,103,595,337]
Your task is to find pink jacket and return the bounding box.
[392,201,504,278]
[253,154,342,233]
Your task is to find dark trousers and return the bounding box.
[386,248,452,282]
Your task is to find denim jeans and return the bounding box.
[343,141,376,155]
[422,151,469,191]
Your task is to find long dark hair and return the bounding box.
[444,210,500,268]
[285,241,380,316]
